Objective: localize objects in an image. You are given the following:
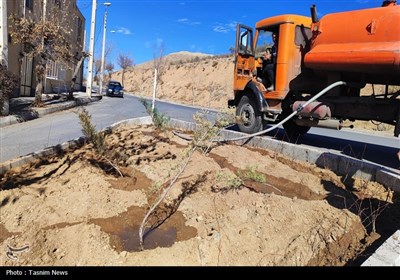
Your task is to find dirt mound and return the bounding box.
[1,124,398,266]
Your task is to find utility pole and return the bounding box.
[152,69,157,111]
[99,2,111,96]
[42,0,47,93]
[86,0,97,98]
[0,0,8,67]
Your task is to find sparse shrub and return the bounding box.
[216,171,243,191]
[212,61,218,67]
[140,98,170,130]
[192,108,235,152]
[238,165,266,183]
[78,108,106,154]
[78,108,123,177]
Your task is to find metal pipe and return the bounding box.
[295,118,343,130]
[219,81,347,142]
[310,4,318,23]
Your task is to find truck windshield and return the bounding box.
[255,30,274,56]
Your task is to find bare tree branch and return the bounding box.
[117,53,134,86]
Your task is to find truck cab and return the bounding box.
[231,15,313,134]
[231,5,400,138]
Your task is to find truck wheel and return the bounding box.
[282,119,310,140]
[236,95,263,134]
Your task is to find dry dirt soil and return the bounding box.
[1,124,399,266]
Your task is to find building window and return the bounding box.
[46,61,59,80]
[25,0,33,11]
[47,61,67,81]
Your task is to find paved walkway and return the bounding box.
[1,92,102,128]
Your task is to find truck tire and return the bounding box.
[236,95,263,134]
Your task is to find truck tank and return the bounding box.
[304,5,400,85]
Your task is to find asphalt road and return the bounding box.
[1,94,399,170]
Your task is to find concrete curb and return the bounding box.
[362,230,400,266]
[0,95,102,128]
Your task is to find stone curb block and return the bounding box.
[0,97,101,127]
[0,116,19,127]
[362,230,400,266]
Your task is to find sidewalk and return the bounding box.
[0,91,102,128]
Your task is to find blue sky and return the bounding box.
[76,0,385,68]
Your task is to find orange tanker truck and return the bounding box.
[230,1,400,139]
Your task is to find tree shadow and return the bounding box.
[0,153,82,201]
[321,179,400,265]
[142,173,208,240]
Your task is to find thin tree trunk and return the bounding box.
[34,62,45,106]
[35,79,43,105]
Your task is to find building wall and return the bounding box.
[6,0,85,96]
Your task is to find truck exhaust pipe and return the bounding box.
[295,118,343,130]
[311,4,318,23]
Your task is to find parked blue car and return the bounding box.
[106,81,124,98]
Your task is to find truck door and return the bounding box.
[234,24,255,91]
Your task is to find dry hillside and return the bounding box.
[111,51,396,134]
[111,51,233,109]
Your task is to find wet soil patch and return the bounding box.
[107,170,153,191]
[246,146,347,188]
[209,153,324,200]
[42,222,81,231]
[244,175,325,201]
[91,205,197,252]
[0,224,17,243]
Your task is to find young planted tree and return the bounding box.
[105,62,115,79]
[151,41,166,110]
[138,109,235,249]
[9,1,78,106]
[117,53,134,86]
